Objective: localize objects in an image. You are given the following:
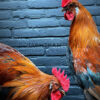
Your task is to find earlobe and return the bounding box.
[49,82,53,90]
[75,7,79,15]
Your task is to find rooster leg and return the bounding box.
[84,89,97,100]
[89,87,100,100]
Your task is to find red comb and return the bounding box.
[52,67,70,92]
[62,0,72,7]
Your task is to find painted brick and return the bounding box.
[0,20,27,28]
[28,18,59,28]
[70,76,78,85]
[0,29,11,37]
[58,18,71,27]
[46,46,69,56]
[28,0,61,8]
[30,57,69,66]
[28,18,71,28]
[63,95,86,100]
[16,47,45,56]
[13,9,46,19]
[45,8,63,17]
[13,8,63,18]
[0,11,11,19]
[0,38,68,47]
[12,27,70,38]
[0,1,28,10]
[38,66,47,73]
[67,86,84,95]
[96,16,100,25]
[98,26,100,32]
[96,0,100,5]
[79,0,96,6]
[86,6,100,16]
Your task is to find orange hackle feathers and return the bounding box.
[69,2,100,73]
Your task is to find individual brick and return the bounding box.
[79,0,96,6]
[16,47,45,56]
[0,20,27,28]
[96,16,100,25]
[12,27,70,38]
[97,26,100,32]
[28,0,61,8]
[30,57,69,66]
[0,38,68,47]
[0,1,28,10]
[0,29,11,38]
[86,6,100,16]
[13,8,63,18]
[0,11,11,19]
[28,18,71,28]
[63,95,85,100]
[46,46,69,56]
[96,0,100,5]
[28,18,60,28]
[67,86,84,95]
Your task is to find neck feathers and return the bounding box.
[69,3,100,50]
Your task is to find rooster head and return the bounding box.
[62,0,79,20]
[50,67,70,100]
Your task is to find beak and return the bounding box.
[59,88,66,96]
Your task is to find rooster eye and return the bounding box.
[64,6,69,11]
[69,4,73,7]
[55,83,59,86]
[70,3,78,7]
[70,3,75,7]
[64,3,78,11]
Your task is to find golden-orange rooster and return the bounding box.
[0,43,70,100]
[61,0,100,100]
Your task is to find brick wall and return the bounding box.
[0,0,100,100]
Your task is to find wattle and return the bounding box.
[51,91,63,100]
[64,11,74,21]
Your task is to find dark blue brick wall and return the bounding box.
[0,0,100,100]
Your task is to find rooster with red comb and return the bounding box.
[0,43,70,100]
[61,0,100,100]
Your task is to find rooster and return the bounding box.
[61,0,100,100]
[0,43,70,100]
